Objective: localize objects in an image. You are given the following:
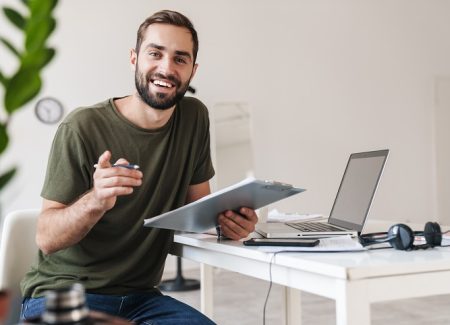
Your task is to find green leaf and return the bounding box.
[0,36,21,58]
[22,47,55,69]
[29,0,58,17]
[25,16,56,53]
[21,0,30,7]
[2,7,26,30]
[0,123,8,154]
[0,167,17,192]
[4,67,42,113]
[0,69,7,87]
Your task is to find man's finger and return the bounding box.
[219,214,250,238]
[220,223,242,240]
[114,158,130,166]
[240,207,258,223]
[94,186,134,200]
[96,150,112,169]
[224,210,254,230]
[96,176,142,189]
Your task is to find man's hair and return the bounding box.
[136,10,199,63]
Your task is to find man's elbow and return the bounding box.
[36,232,56,255]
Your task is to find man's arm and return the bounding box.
[186,181,211,203]
[186,181,258,240]
[36,151,142,255]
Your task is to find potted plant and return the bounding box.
[0,1,58,318]
[0,0,59,196]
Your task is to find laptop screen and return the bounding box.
[329,150,389,232]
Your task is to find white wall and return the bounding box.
[434,77,450,225]
[1,1,450,229]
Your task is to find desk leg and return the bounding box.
[200,263,214,319]
[335,280,370,325]
[282,287,302,325]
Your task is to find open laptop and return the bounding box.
[256,149,389,238]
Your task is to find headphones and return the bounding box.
[359,222,447,251]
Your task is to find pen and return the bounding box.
[93,163,140,170]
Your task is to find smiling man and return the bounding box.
[134,25,195,110]
[20,10,257,324]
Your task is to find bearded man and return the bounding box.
[20,10,257,325]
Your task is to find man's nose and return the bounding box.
[158,56,175,75]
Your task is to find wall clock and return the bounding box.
[35,97,64,124]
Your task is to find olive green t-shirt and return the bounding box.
[21,97,215,297]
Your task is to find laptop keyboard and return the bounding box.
[286,222,344,232]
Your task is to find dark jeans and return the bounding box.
[21,291,216,325]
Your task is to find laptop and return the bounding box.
[256,149,389,238]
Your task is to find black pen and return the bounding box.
[93,163,140,170]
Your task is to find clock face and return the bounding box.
[35,97,64,124]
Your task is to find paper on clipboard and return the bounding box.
[143,177,305,233]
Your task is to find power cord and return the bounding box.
[263,251,289,325]
[262,241,450,324]
[262,249,371,325]
[263,253,275,325]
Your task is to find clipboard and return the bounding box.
[143,177,306,233]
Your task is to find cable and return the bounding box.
[263,251,293,325]
[263,252,276,325]
[262,248,373,324]
[262,241,450,323]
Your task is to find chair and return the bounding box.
[0,209,40,324]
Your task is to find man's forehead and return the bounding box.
[141,23,194,54]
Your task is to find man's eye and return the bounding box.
[175,57,187,64]
[149,52,161,57]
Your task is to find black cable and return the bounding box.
[262,238,450,324]
[263,250,296,325]
[263,252,277,325]
[262,248,371,325]
[366,246,392,250]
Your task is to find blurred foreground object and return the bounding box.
[0,290,10,324]
[22,283,132,325]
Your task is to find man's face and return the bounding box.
[132,23,197,110]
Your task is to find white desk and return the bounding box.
[171,232,450,325]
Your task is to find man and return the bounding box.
[20,10,258,324]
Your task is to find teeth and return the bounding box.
[153,80,173,88]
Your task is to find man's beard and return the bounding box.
[135,70,191,110]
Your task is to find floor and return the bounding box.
[161,267,450,325]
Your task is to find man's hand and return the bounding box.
[217,207,258,240]
[91,150,143,212]
[36,150,143,254]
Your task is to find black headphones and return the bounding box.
[359,222,447,250]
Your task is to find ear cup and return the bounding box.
[424,222,442,247]
[359,232,393,246]
[388,224,414,250]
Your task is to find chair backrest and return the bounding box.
[0,209,40,323]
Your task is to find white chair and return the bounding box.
[0,209,40,324]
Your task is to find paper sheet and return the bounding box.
[267,208,325,223]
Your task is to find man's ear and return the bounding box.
[191,63,199,80]
[130,48,137,71]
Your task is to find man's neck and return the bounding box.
[114,94,175,129]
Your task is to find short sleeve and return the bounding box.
[41,123,93,204]
[190,107,215,185]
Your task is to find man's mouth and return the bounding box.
[151,79,174,88]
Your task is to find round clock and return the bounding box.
[35,97,64,124]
